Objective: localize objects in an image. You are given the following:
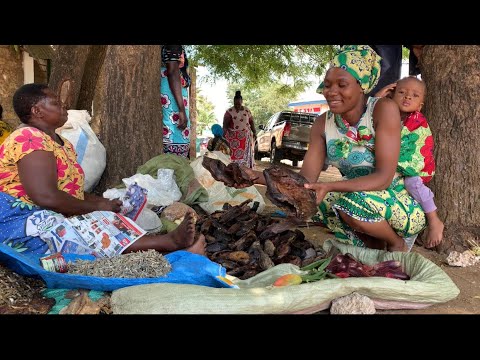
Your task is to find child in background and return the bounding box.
[376,76,444,248]
[207,124,231,155]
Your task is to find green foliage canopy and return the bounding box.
[195,91,217,135]
[189,45,337,89]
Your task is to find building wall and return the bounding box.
[292,103,329,115]
[0,47,49,128]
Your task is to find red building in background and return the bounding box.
[287,100,329,115]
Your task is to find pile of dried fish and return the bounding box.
[0,263,53,314]
[202,159,317,221]
[0,264,45,306]
[68,250,172,278]
[197,200,324,280]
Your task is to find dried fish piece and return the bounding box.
[202,157,258,187]
[264,165,317,220]
[263,240,275,257]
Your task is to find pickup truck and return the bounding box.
[255,110,318,167]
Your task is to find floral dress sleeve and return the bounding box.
[0,127,84,203]
[0,127,55,202]
[10,127,54,160]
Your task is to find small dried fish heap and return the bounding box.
[0,264,53,314]
[68,250,172,278]
[0,264,46,306]
[196,200,324,280]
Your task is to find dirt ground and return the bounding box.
[254,158,480,314]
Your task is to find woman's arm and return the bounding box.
[240,113,329,188]
[223,111,232,135]
[166,61,188,130]
[18,151,121,216]
[84,192,116,202]
[308,98,401,198]
[299,114,327,183]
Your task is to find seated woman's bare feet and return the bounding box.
[123,212,200,254]
[185,234,206,255]
[163,211,197,250]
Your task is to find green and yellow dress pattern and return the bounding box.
[312,97,426,247]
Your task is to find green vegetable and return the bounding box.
[299,256,332,284]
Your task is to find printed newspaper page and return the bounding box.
[40,211,146,258]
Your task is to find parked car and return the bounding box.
[255,110,318,166]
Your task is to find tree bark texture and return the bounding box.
[92,45,162,193]
[421,45,480,252]
[0,46,24,127]
[48,45,91,109]
[189,66,197,159]
[76,46,108,111]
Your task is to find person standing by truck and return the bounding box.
[223,90,256,168]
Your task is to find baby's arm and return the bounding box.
[375,82,397,98]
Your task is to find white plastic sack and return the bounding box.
[102,188,127,201]
[56,110,106,192]
[121,169,182,207]
[135,208,162,232]
[190,151,265,214]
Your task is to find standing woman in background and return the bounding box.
[223,91,256,168]
[161,45,191,158]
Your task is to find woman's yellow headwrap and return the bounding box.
[317,45,382,94]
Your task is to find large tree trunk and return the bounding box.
[189,66,197,159]
[0,46,23,127]
[48,45,91,109]
[92,45,162,193]
[77,46,108,111]
[421,45,480,253]
[49,45,163,193]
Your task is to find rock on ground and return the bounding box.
[330,292,376,314]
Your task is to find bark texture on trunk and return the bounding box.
[92,45,162,193]
[77,46,108,112]
[48,45,91,109]
[0,46,24,127]
[421,45,480,252]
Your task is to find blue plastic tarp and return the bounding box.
[0,242,227,291]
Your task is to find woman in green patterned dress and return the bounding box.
[231,45,426,252]
[303,45,426,252]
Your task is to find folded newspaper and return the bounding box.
[40,211,146,258]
